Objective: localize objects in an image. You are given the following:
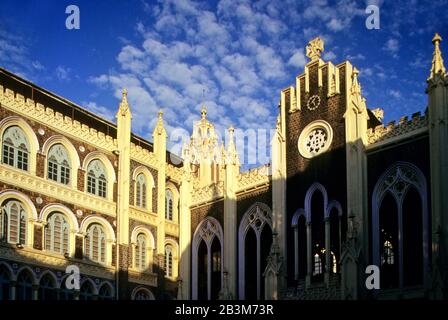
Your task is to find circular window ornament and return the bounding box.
[298,120,333,159]
[307,94,321,111]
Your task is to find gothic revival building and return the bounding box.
[0,34,447,300]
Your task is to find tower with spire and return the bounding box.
[427,33,448,297]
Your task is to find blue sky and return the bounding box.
[0,0,447,168]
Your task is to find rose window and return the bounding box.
[298,120,333,159]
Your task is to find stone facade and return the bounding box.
[0,34,447,301]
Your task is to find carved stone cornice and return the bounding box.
[0,164,116,216]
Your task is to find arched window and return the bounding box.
[38,274,57,300]
[164,245,173,277]
[136,174,147,208]
[238,203,272,300]
[85,224,106,264]
[165,189,173,220]
[313,253,323,275]
[47,144,71,185]
[372,162,429,289]
[1,126,30,171]
[60,277,74,300]
[16,270,33,300]
[79,281,95,300]
[0,200,27,245]
[133,288,154,300]
[135,233,147,271]
[87,160,107,198]
[193,217,223,300]
[0,265,11,300]
[45,212,69,255]
[98,283,113,300]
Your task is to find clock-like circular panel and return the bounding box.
[307,94,321,111]
[298,120,333,159]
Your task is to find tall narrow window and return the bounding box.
[86,160,108,198]
[79,281,95,300]
[164,245,173,277]
[313,253,323,275]
[136,174,147,208]
[45,213,69,255]
[47,144,71,185]
[1,200,26,245]
[38,274,57,300]
[85,224,106,264]
[1,126,30,171]
[16,270,33,300]
[0,265,11,300]
[98,284,113,300]
[165,189,173,220]
[135,233,147,270]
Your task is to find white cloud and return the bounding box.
[83,101,115,122]
[288,51,306,68]
[388,89,401,99]
[384,39,399,56]
[323,51,336,61]
[55,66,71,81]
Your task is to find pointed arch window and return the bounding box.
[87,160,107,198]
[164,245,173,277]
[165,189,173,220]
[136,174,147,208]
[1,126,29,171]
[47,144,71,185]
[313,253,323,275]
[1,200,27,245]
[85,223,106,264]
[16,270,33,300]
[98,284,113,300]
[45,212,69,255]
[38,274,57,300]
[0,265,11,300]
[135,233,147,271]
[372,162,429,289]
[79,281,95,300]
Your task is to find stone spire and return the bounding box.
[201,104,207,120]
[117,88,131,117]
[226,126,239,166]
[351,68,361,96]
[154,110,166,136]
[429,33,446,80]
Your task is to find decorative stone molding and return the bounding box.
[0,86,117,152]
[165,220,179,237]
[0,245,116,280]
[191,180,224,206]
[237,165,271,192]
[130,143,160,170]
[128,269,158,287]
[129,207,158,226]
[0,164,116,216]
[366,112,428,145]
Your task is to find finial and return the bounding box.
[117,87,130,116]
[201,104,207,119]
[228,125,234,134]
[433,33,442,45]
[158,109,163,120]
[429,33,446,79]
[306,37,325,62]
